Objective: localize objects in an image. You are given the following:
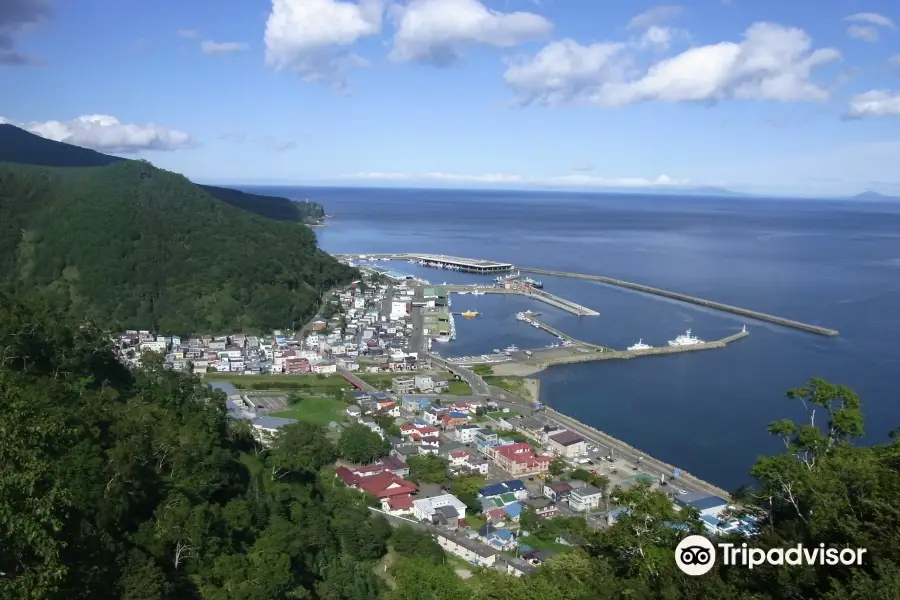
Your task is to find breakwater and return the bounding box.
[526,329,750,367]
[526,317,610,350]
[519,267,838,337]
[446,285,599,316]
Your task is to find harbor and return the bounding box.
[336,253,839,337]
[445,284,600,316]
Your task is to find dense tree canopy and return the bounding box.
[0,126,355,334]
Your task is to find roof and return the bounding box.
[437,505,459,519]
[436,531,495,558]
[388,495,414,510]
[549,430,585,446]
[251,416,298,430]
[499,493,518,505]
[356,471,417,498]
[379,455,408,470]
[573,485,602,498]
[690,496,729,511]
[548,482,573,493]
[503,502,523,517]
[674,491,713,506]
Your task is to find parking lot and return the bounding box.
[244,393,290,413]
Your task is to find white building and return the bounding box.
[569,485,603,512]
[390,300,409,320]
[547,431,587,458]
[414,375,434,393]
[413,494,467,522]
[455,424,480,444]
[436,532,496,568]
[251,416,298,446]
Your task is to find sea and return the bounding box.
[244,186,900,491]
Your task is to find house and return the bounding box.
[250,416,298,446]
[360,416,385,438]
[547,430,587,458]
[477,526,517,551]
[569,485,603,512]
[484,443,553,476]
[449,450,470,467]
[519,548,557,566]
[513,416,544,439]
[543,481,574,502]
[414,375,434,393]
[463,455,489,475]
[479,480,529,502]
[412,494,467,525]
[436,531,497,568]
[401,395,432,413]
[607,507,628,526]
[392,376,416,395]
[336,468,418,502]
[674,492,730,519]
[378,455,411,478]
[422,407,445,426]
[346,405,362,418]
[524,497,559,518]
[431,378,449,393]
[439,412,469,430]
[392,444,420,460]
[502,502,523,522]
[381,494,415,516]
[504,557,538,577]
[449,422,477,442]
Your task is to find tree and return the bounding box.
[407,455,450,484]
[338,424,389,464]
[548,456,568,477]
[375,414,402,438]
[390,526,444,564]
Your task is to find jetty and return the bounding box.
[445,284,599,316]
[519,267,838,337]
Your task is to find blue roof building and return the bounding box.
[503,502,523,519]
[402,395,433,410]
[479,480,527,498]
[675,492,729,518]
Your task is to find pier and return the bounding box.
[518,328,750,367]
[446,285,600,316]
[519,267,838,337]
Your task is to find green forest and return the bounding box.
[0,126,357,334]
[3,295,900,600]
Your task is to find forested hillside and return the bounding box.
[2,296,900,600]
[0,130,356,333]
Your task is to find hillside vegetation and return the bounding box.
[3,296,900,600]
[0,126,354,333]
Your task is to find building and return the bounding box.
[524,497,559,518]
[455,424,480,443]
[413,374,434,392]
[436,531,497,568]
[547,430,587,458]
[250,416,298,446]
[674,492,730,519]
[543,481,573,502]
[392,376,416,395]
[412,494,467,523]
[569,485,603,512]
[336,468,418,503]
[484,443,553,476]
[479,480,529,502]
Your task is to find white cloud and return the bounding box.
[890,54,900,68]
[846,25,880,43]
[389,0,553,65]
[627,5,684,30]
[1,115,195,153]
[345,171,687,188]
[201,40,249,54]
[844,13,896,29]
[264,0,384,88]
[1,0,53,65]
[505,22,840,107]
[177,29,201,39]
[846,90,900,118]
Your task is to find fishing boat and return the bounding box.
[668,329,704,347]
[627,339,653,351]
[472,290,485,296]
[503,344,519,354]
[461,310,479,318]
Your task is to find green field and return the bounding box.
[358,373,400,389]
[271,396,347,425]
[446,380,472,395]
[204,373,352,393]
[484,376,530,400]
[472,364,494,376]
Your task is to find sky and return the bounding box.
[2,0,900,196]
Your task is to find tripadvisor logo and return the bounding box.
[675,535,867,576]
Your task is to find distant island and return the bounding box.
[850,191,900,201]
[0,124,356,333]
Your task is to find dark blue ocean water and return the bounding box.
[246,186,900,491]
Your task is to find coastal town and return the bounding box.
[113,270,756,578]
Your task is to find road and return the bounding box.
[427,354,490,396]
[337,366,379,394]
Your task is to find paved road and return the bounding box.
[428,354,490,396]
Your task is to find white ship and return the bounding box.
[503,344,519,354]
[627,339,653,351]
[472,290,485,296]
[458,290,470,295]
[532,322,540,328]
[516,312,529,321]
[668,329,704,347]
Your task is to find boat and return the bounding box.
[627,339,653,351]
[461,310,479,318]
[532,322,540,328]
[458,291,470,295]
[516,312,529,321]
[472,290,485,296]
[668,329,704,347]
[523,277,543,289]
[503,344,519,353]
[492,349,501,354]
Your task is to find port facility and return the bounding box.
[337,253,514,274]
[337,253,838,337]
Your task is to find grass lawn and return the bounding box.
[472,364,494,376]
[464,514,486,531]
[271,396,347,426]
[358,373,400,389]
[204,373,353,393]
[484,376,529,398]
[446,380,472,395]
[518,535,572,554]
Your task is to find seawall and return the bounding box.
[519,267,839,336]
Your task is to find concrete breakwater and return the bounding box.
[526,329,750,367]
[527,317,610,350]
[446,285,599,316]
[519,267,839,337]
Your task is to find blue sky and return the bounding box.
[2,0,900,195]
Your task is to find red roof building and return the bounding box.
[485,443,553,476]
